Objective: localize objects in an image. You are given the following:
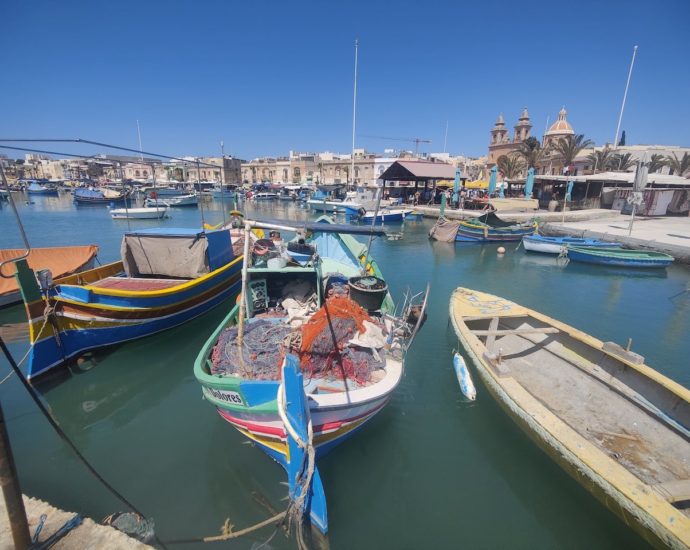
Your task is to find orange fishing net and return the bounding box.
[300,296,371,353]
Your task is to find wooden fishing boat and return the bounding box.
[346,206,414,223]
[523,235,621,254]
[194,217,429,534]
[429,212,537,243]
[449,287,690,549]
[0,245,98,308]
[145,193,198,207]
[13,228,243,380]
[567,246,674,268]
[109,206,168,219]
[26,181,59,196]
[74,187,126,204]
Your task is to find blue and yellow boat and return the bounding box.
[13,228,243,380]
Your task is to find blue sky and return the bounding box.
[2,0,689,160]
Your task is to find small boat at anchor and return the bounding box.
[449,287,690,549]
[429,212,537,243]
[13,227,243,379]
[523,235,621,254]
[109,206,168,220]
[26,181,59,196]
[194,216,429,535]
[567,246,674,268]
[346,206,414,224]
[74,187,127,204]
[145,193,198,207]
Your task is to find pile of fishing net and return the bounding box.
[210,296,387,385]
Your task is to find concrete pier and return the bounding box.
[413,205,615,223]
[0,495,152,549]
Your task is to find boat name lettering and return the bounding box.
[205,387,244,405]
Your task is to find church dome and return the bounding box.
[545,107,574,136]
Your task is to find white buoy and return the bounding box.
[497,246,506,255]
[453,353,476,401]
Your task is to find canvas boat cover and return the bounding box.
[474,211,517,228]
[0,245,98,297]
[121,232,210,279]
[428,217,461,242]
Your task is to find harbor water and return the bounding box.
[1,192,689,549]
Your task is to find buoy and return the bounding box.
[497,246,506,255]
[453,353,476,401]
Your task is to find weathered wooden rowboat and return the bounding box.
[454,219,537,242]
[567,246,674,268]
[449,287,690,549]
[13,228,243,380]
[522,235,621,254]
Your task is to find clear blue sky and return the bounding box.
[2,0,689,160]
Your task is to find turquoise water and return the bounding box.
[1,192,689,549]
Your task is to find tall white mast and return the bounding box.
[350,39,359,190]
[136,119,144,162]
[443,120,449,153]
[614,45,638,148]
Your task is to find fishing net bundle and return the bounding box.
[210,296,387,385]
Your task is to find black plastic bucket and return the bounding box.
[348,276,388,311]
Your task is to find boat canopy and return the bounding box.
[121,228,233,278]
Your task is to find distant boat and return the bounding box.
[346,206,414,223]
[449,287,690,549]
[251,192,279,201]
[523,235,621,254]
[567,246,674,268]
[13,228,243,379]
[0,245,98,308]
[74,187,126,204]
[144,186,189,197]
[211,184,238,199]
[429,212,537,243]
[26,181,59,196]
[145,194,198,207]
[110,206,168,220]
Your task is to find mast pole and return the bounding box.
[220,140,226,226]
[443,121,448,153]
[614,45,638,149]
[136,119,144,162]
[350,39,359,191]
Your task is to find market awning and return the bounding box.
[379,160,459,182]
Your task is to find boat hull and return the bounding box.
[110,207,167,219]
[308,200,361,213]
[455,221,536,242]
[567,247,674,268]
[17,255,243,379]
[523,236,620,254]
[449,288,690,549]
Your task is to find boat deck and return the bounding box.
[484,320,690,508]
[89,277,188,291]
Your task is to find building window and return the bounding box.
[135,170,140,177]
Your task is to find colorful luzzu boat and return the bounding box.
[522,235,621,254]
[194,217,428,534]
[454,217,537,242]
[13,227,243,380]
[567,246,674,268]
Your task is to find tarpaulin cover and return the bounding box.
[475,212,516,228]
[428,217,461,242]
[0,245,98,297]
[121,234,209,278]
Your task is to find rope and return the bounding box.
[0,303,53,385]
[0,336,168,550]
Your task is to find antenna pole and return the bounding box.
[614,45,638,149]
[443,121,448,153]
[350,39,359,190]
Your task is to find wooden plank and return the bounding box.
[485,317,499,352]
[654,479,690,503]
[472,327,559,337]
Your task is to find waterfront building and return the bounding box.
[185,156,243,184]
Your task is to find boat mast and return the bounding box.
[350,39,359,192]
[136,119,144,162]
[220,140,226,226]
[613,45,638,149]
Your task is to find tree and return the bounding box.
[610,153,636,171]
[551,134,593,168]
[496,153,525,180]
[515,137,543,168]
[648,154,665,174]
[618,130,626,146]
[587,147,614,173]
[664,152,690,178]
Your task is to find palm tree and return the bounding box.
[587,147,614,173]
[551,134,593,169]
[664,152,690,178]
[648,154,665,174]
[610,152,636,171]
[496,154,525,180]
[515,137,543,169]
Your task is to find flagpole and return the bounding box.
[350,39,359,191]
[613,45,638,149]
